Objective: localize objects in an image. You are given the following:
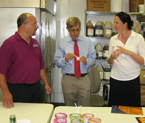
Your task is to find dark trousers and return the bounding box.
[108,76,141,107]
[7,81,42,103]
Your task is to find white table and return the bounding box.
[50,106,145,123]
[0,102,54,123]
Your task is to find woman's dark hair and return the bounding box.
[115,11,133,30]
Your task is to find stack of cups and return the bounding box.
[144,0,145,12]
[70,113,83,123]
[82,113,94,123]
[88,117,101,123]
[54,113,67,123]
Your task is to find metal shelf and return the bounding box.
[88,37,111,39]
[86,11,145,16]
[96,59,107,62]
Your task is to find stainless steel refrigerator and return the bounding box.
[0,0,56,103]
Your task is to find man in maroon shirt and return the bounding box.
[0,13,51,108]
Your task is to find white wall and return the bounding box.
[0,8,37,46]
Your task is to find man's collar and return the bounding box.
[68,34,81,42]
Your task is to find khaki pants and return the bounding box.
[61,74,91,106]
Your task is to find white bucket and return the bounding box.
[138,4,144,13]
[144,0,145,12]
[110,0,123,12]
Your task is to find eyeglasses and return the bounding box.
[69,28,81,32]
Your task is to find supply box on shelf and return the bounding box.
[87,0,110,12]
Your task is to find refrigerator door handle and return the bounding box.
[40,23,43,35]
[50,63,55,68]
[46,66,52,72]
[51,63,55,65]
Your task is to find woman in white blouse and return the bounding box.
[107,11,145,107]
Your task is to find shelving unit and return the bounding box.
[85,10,139,59]
[89,37,110,39]
[86,11,145,16]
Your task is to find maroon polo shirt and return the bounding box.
[0,32,44,84]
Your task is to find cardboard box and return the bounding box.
[140,69,145,82]
[87,0,110,12]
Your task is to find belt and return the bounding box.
[65,73,88,77]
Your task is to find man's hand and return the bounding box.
[65,53,75,62]
[80,56,87,64]
[2,91,14,108]
[45,85,51,94]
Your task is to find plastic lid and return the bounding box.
[82,113,94,119]
[55,113,67,119]
[70,113,82,120]
[86,20,94,27]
